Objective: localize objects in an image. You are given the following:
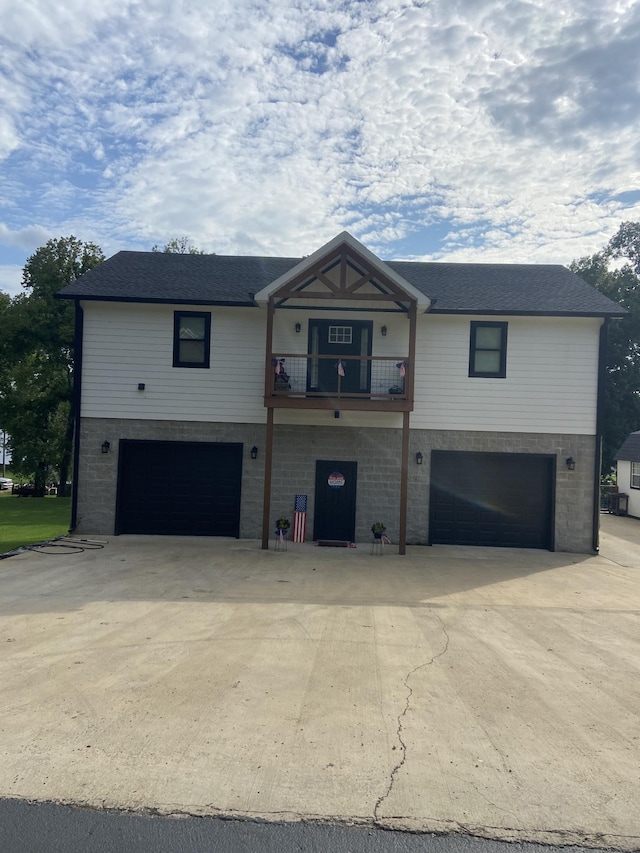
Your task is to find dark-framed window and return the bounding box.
[469,321,507,378]
[631,462,640,489]
[173,311,211,368]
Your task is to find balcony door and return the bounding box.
[307,320,372,394]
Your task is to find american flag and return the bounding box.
[293,494,307,542]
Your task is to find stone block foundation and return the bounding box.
[76,418,596,553]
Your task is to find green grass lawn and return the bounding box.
[0,495,71,554]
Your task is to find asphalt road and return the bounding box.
[0,799,618,853]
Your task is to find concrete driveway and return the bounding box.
[1,517,639,849]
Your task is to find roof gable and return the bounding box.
[253,232,430,313]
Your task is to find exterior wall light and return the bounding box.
[250,446,258,460]
[416,451,424,465]
[381,325,387,336]
[566,456,576,471]
[101,440,111,454]
[137,383,146,391]
[295,322,301,333]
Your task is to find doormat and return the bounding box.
[316,540,352,548]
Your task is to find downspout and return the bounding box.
[592,318,608,553]
[69,300,84,533]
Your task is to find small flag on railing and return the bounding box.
[293,494,308,542]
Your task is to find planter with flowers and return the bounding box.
[275,517,291,537]
[371,522,386,540]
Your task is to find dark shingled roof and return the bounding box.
[57,250,625,316]
[615,431,640,462]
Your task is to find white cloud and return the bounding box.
[0,223,51,251]
[0,265,24,297]
[0,0,639,268]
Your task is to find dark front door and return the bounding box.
[308,320,372,394]
[314,460,357,542]
[116,440,243,536]
[429,451,555,549]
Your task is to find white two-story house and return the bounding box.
[57,232,623,553]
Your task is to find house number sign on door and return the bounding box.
[328,471,346,489]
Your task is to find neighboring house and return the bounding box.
[615,431,640,517]
[57,231,624,554]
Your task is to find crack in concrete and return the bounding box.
[373,612,450,823]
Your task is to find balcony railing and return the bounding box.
[265,353,412,411]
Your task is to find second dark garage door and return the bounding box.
[116,440,242,536]
[429,451,555,549]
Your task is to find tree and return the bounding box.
[0,237,104,496]
[152,237,205,254]
[571,222,640,474]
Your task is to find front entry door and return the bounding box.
[308,320,372,394]
[314,460,357,542]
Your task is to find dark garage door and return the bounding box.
[429,451,554,549]
[116,440,242,536]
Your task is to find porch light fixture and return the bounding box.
[101,440,111,454]
[416,451,423,465]
[381,325,387,336]
[137,383,146,391]
[295,322,301,333]
[566,456,576,471]
[250,446,258,460]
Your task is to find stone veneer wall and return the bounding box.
[77,418,596,553]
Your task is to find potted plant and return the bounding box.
[275,516,291,536]
[371,522,386,539]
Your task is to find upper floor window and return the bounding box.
[173,311,211,368]
[469,321,507,378]
[631,462,640,489]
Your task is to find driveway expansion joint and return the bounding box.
[373,612,450,824]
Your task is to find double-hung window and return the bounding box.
[631,462,640,489]
[469,321,508,378]
[173,311,211,368]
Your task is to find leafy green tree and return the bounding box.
[571,222,640,473]
[152,237,205,254]
[0,237,104,496]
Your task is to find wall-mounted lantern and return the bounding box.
[566,456,576,471]
[138,383,146,391]
[101,440,111,454]
[381,325,387,336]
[416,451,424,465]
[250,446,258,460]
[295,322,301,334]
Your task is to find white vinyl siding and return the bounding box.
[616,460,640,518]
[81,302,266,423]
[412,315,601,435]
[81,303,601,435]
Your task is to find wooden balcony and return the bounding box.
[264,353,413,412]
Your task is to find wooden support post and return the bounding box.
[406,302,417,406]
[398,303,416,556]
[261,296,276,550]
[261,407,274,550]
[399,410,410,555]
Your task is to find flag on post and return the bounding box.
[293,494,308,542]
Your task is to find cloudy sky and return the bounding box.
[1,0,639,296]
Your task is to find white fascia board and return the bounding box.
[253,231,431,313]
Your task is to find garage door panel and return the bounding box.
[116,440,242,537]
[429,451,554,550]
